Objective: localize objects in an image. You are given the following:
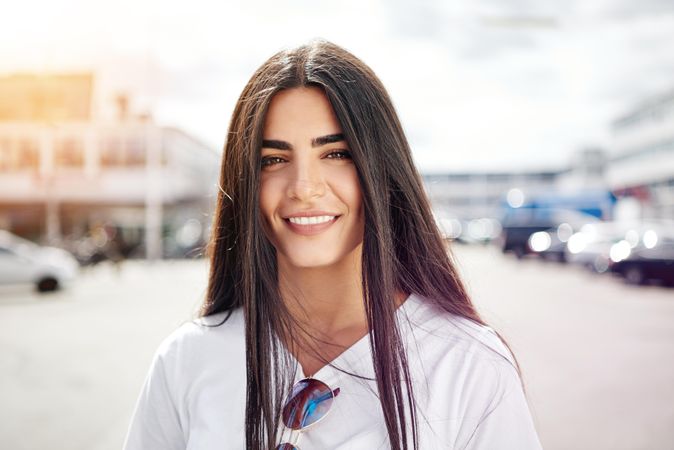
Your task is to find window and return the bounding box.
[0,136,39,172]
[18,138,39,169]
[126,136,146,165]
[0,246,16,256]
[55,136,84,167]
[0,137,10,171]
[101,133,148,167]
[101,134,120,167]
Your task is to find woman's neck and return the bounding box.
[276,243,409,377]
[278,244,366,336]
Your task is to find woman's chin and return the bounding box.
[284,254,341,270]
[276,241,362,271]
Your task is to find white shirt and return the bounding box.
[124,293,542,449]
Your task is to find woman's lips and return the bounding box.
[284,216,339,236]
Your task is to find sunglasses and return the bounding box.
[275,377,341,450]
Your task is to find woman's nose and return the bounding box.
[285,159,326,201]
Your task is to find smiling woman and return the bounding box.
[123,40,542,450]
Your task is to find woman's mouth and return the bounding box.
[284,215,340,235]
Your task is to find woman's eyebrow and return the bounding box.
[261,139,291,151]
[261,133,345,151]
[311,133,345,147]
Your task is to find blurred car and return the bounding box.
[0,230,79,292]
[609,240,674,285]
[459,218,502,244]
[499,208,599,258]
[435,216,463,241]
[528,228,567,262]
[565,220,674,273]
[527,220,599,262]
[432,208,503,245]
[66,224,143,266]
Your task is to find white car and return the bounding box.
[0,230,79,292]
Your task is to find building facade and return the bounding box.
[0,72,221,260]
[0,120,219,260]
[607,88,674,220]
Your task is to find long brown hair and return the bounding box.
[201,39,507,450]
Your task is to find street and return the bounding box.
[1,245,672,450]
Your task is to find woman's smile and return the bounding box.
[284,213,341,236]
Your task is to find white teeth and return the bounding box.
[288,215,336,225]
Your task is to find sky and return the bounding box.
[1,0,674,172]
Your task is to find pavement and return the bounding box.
[0,245,672,450]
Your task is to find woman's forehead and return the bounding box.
[263,87,343,141]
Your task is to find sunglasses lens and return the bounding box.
[275,444,298,450]
[282,378,335,430]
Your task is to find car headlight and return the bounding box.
[529,232,552,252]
[567,233,587,254]
[609,240,632,263]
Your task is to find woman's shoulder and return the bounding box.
[154,308,246,367]
[403,293,516,368]
[403,296,541,450]
[403,294,529,434]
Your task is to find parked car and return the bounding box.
[609,240,674,286]
[433,211,463,241]
[528,228,567,262]
[500,208,599,258]
[566,220,674,273]
[0,230,79,292]
[527,220,598,263]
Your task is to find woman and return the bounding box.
[124,40,542,450]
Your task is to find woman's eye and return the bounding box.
[326,150,352,160]
[261,156,287,168]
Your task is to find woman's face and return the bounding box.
[259,86,364,269]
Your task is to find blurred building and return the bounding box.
[0,73,220,260]
[423,158,615,243]
[607,88,674,219]
[0,73,93,122]
[423,148,611,221]
[423,171,559,220]
[423,89,674,232]
[556,147,608,191]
